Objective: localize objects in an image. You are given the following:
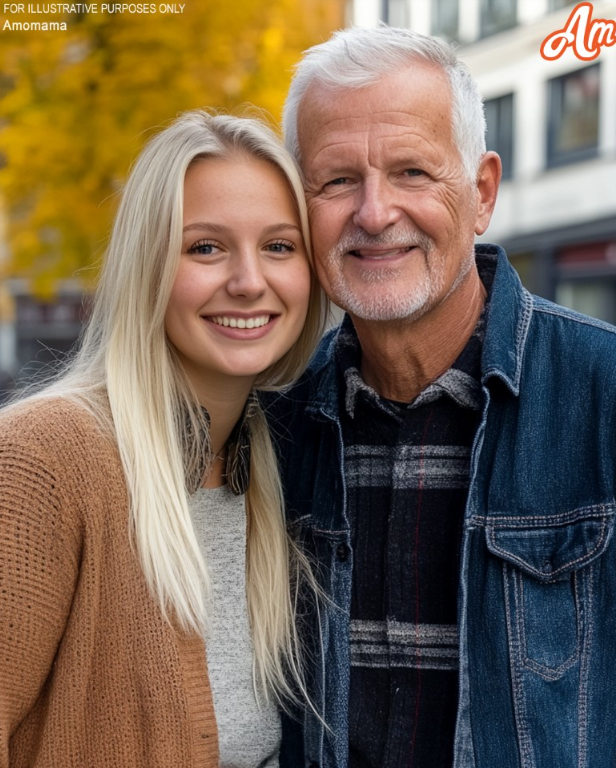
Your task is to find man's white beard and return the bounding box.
[324,226,444,322]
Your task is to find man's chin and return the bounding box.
[332,287,433,324]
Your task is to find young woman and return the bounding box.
[0,111,325,767]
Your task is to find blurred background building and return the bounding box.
[2,0,616,393]
[0,0,346,394]
[353,0,616,321]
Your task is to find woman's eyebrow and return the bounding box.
[182,222,302,235]
[182,222,226,234]
[261,223,302,235]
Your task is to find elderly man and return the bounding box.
[271,25,616,768]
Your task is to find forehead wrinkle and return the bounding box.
[312,108,444,136]
[300,69,455,154]
[309,124,449,175]
[300,74,460,181]
[305,109,454,161]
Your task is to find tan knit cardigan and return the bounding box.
[0,397,219,767]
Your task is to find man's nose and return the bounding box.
[226,250,267,299]
[352,176,402,235]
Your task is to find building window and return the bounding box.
[547,65,600,168]
[480,0,517,37]
[484,93,514,179]
[509,252,537,293]
[381,0,408,27]
[554,242,616,323]
[432,0,459,41]
[556,280,616,324]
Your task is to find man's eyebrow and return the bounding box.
[311,166,351,176]
[182,222,302,235]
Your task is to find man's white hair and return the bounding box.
[283,24,487,181]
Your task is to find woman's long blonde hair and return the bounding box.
[13,110,326,702]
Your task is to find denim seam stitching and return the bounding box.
[486,518,609,579]
[504,562,536,768]
[533,305,616,334]
[513,289,534,387]
[471,505,614,527]
[578,565,593,768]
[311,527,350,537]
[518,569,580,680]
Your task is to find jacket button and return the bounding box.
[336,543,349,562]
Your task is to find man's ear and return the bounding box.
[474,151,502,236]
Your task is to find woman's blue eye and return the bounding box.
[187,240,217,255]
[267,240,294,253]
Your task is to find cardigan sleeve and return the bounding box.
[0,402,83,749]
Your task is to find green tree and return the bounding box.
[0,0,343,297]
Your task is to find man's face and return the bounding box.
[297,64,492,323]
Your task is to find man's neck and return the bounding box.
[354,267,487,403]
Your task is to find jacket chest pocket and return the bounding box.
[486,509,614,679]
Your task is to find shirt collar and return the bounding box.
[336,256,496,419]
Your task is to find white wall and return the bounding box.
[462,0,616,243]
[350,0,616,246]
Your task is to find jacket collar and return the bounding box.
[307,243,532,421]
[303,322,345,422]
[477,243,533,396]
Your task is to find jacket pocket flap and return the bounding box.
[486,510,614,581]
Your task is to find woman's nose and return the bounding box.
[226,251,267,300]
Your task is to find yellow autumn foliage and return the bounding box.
[0,0,344,298]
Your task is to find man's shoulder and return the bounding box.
[532,294,616,334]
[304,322,343,376]
[516,295,616,396]
[529,294,616,356]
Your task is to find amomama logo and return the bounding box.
[540,2,616,60]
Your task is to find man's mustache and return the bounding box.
[328,227,435,260]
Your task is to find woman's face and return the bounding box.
[165,154,311,398]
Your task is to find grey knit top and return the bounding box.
[189,485,281,768]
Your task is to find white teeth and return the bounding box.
[354,246,412,258]
[211,315,270,329]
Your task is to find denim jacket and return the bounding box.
[271,244,616,768]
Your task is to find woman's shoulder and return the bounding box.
[0,395,127,541]
[2,394,102,439]
[0,395,117,475]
